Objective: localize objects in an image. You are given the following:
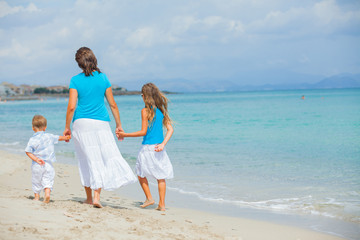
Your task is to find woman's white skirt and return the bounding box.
[72,119,137,191]
[136,144,174,180]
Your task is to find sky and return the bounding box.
[0,0,360,91]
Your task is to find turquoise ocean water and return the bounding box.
[0,88,359,238]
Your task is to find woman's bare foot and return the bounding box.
[43,196,50,203]
[155,205,166,211]
[93,201,103,208]
[140,199,155,208]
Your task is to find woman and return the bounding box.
[64,47,137,208]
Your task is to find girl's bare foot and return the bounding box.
[155,205,166,211]
[83,200,93,205]
[140,199,155,208]
[93,201,103,208]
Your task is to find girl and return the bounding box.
[117,83,174,211]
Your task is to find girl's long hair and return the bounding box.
[75,47,101,76]
[142,83,172,127]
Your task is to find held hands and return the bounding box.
[155,143,165,152]
[59,134,71,142]
[63,129,71,143]
[116,127,125,141]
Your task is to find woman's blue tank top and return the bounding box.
[142,108,164,145]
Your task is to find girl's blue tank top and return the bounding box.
[142,108,164,145]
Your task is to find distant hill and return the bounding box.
[235,74,360,92]
[119,73,360,92]
[198,73,360,92]
[312,74,360,89]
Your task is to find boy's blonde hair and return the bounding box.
[32,115,47,130]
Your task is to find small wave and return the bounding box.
[0,141,20,146]
[166,186,360,223]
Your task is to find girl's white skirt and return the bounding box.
[72,119,137,191]
[136,144,174,180]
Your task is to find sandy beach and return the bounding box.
[0,150,345,240]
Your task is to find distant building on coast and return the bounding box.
[1,82,22,95]
[112,85,127,95]
[0,83,16,96]
[19,84,34,95]
[112,85,127,91]
[0,82,69,97]
[0,82,129,99]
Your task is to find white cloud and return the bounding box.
[75,18,84,28]
[126,27,156,48]
[0,39,30,58]
[170,16,197,35]
[312,0,360,34]
[58,27,70,38]
[247,0,360,36]
[203,16,223,27]
[228,20,245,33]
[0,1,39,18]
[167,15,246,45]
[0,0,359,86]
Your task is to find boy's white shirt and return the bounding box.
[25,131,59,163]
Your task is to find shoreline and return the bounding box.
[0,149,346,240]
[0,90,178,102]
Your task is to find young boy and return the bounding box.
[25,115,70,203]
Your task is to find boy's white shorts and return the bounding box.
[31,161,55,194]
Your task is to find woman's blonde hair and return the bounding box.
[141,83,172,127]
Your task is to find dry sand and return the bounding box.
[0,150,345,240]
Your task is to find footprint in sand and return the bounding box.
[64,212,74,218]
[125,217,135,223]
[22,226,39,234]
[70,226,82,234]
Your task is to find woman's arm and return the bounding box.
[117,108,148,138]
[63,88,78,141]
[105,87,122,130]
[105,87,126,141]
[155,122,173,152]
